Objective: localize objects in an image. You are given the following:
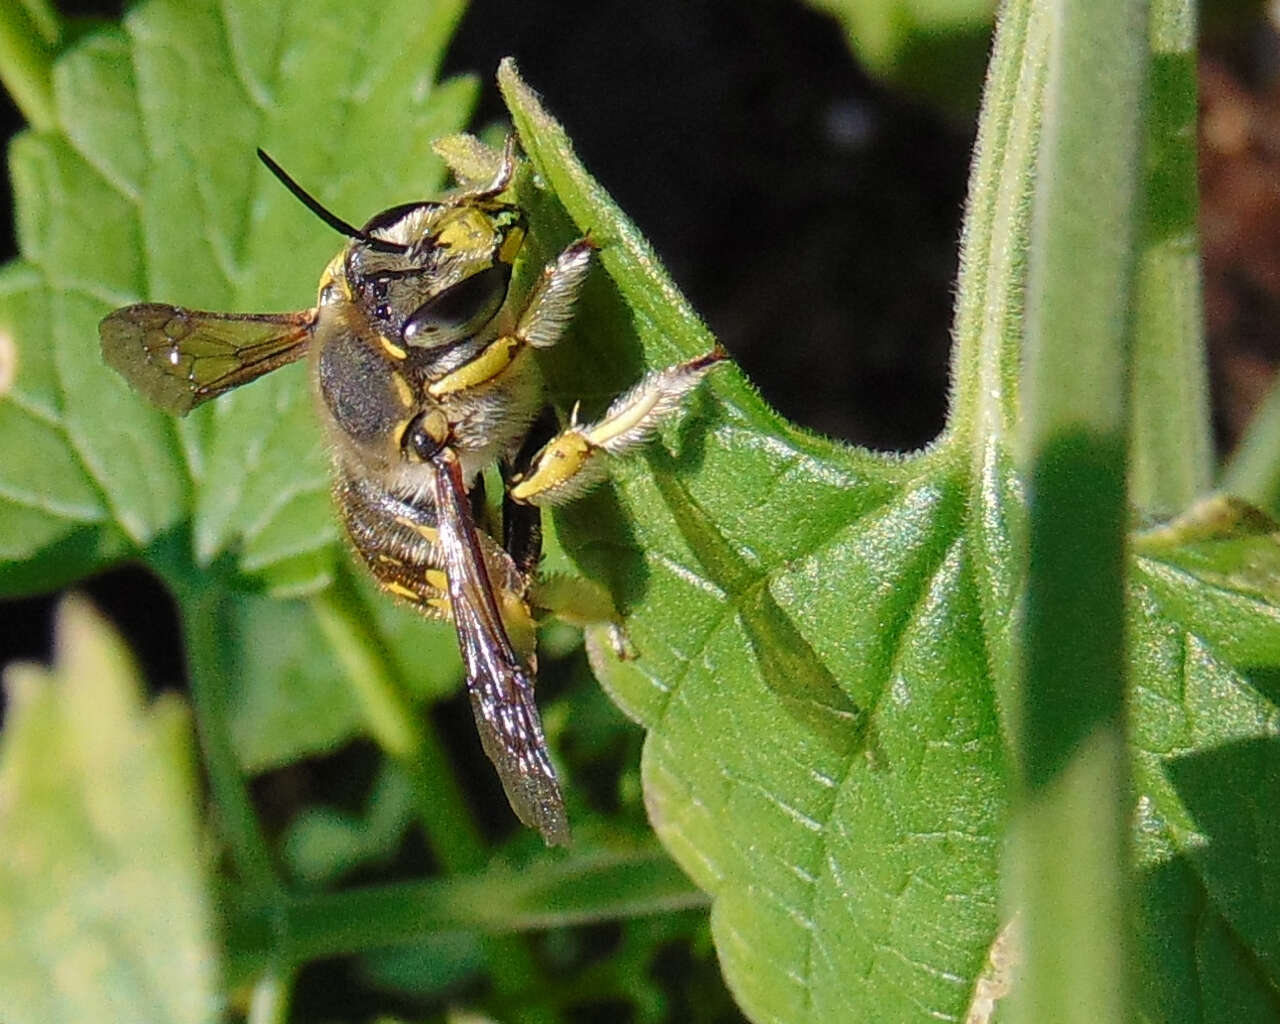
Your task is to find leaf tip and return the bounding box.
[496,55,521,88]
[496,57,546,130]
[54,593,144,706]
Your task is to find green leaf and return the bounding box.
[504,59,1009,1023]
[1130,507,1280,1021]
[0,596,219,1024]
[0,0,473,589]
[497,0,1280,1009]
[2,2,1277,1021]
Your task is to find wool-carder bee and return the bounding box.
[100,137,724,846]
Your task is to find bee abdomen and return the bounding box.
[336,473,451,616]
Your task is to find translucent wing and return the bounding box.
[432,449,570,846]
[100,303,316,415]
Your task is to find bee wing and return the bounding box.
[432,450,570,846]
[100,303,316,415]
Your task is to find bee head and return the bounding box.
[257,147,526,352]
[346,201,526,349]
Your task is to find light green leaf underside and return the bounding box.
[1126,501,1280,1020]
[501,59,1280,1024]
[0,0,474,588]
[0,598,218,1024]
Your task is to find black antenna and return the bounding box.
[257,149,409,255]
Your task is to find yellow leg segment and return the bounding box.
[426,239,596,398]
[532,573,634,659]
[428,336,521,396]
[510,347,726,507]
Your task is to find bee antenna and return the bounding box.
[257,149,409,255]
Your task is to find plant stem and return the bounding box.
[948,0,1042,450]
[179,577,282,899]
[16,0,59,44]
[309,566,484,867]
[226,847,707,982]
[0,0,57,131]
[1128,0,1208,516]
[1011,0,1144,1022]
[308,565,561,1024]
[1220,374,1280,518]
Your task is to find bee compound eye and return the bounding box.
[402,262,512,347]
[403,410,449,461]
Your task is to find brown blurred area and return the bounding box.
[1202,16,1280,450]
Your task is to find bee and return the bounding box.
[99,138,724,845]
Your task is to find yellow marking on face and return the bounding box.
[425,569,449,592]
[392,417,412,450]
[376,553,405,567]
[509,432,592,501]
[436,207,496,252]
[391,372,414,408]
[498,225,525,264]
[428,596,451,615]
[380,334,408,360]
[317,254,349,303]
[428,336,520,397]
[385,581,420,601]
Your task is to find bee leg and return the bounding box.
[530,574,634,660]
[444,134,518,204]
[507,237,597,351]
[500,481,543,582]
[504,412,630,659]
[508,347,727,508]
[427,239,595,398]
[499,408,558,580]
